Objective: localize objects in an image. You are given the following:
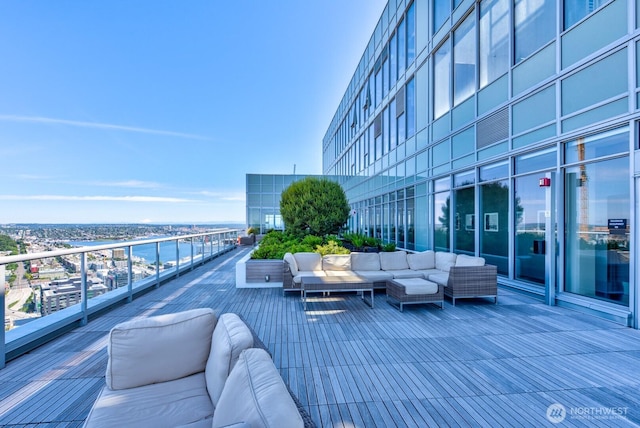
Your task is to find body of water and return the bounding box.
[69,239,211,264]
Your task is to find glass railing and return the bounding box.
[0,229,239,367]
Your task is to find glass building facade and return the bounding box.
[322,0,640,327]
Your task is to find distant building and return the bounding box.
[112,248,126,260]
[40,277,107,316]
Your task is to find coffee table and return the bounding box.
[300,275,374,310]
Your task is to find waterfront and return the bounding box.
[68,238,206,264]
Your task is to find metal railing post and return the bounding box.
[80,252,88,325]
[175,240,180,278]
[127,246,133,303]
[155,242,160,289]
[190,237,194,270]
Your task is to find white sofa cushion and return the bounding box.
[85,373,213,428]
[283,252,298,276]
[293,252,322,271]
[354,270,394,282]
[387,269,424,279]
[379,251,409,270]
[205,313,254,409]
[350,252,381,271]
[106,308,216,390]
[292,270,327,284]
[212,349,304,428]
[322,254,351,271]
[395,278,439,295]
[407,251,435,270]
[455,254,486,267]
[435,252,457,272]
[428,272,449,287]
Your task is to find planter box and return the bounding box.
[245,259,284,283]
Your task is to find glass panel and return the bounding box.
[480,180,509,274]
[398,18,406,76]
[434,40,452,119]
[397,199,405,246]
[407,197,415,250]
[375,205,382,239]
[453,13,476,105]
[406,78,416,137]
[406,2,416,65]
[415,195,429,251]
[434,176,450,192]
[515,174,546,284]
[514,0,556,63]
[454,169,475,187]
[454,187,475,254]
[564,0,608,29]
[434,0,450,32]
[564,127,629,163]
[434,191,451,251]
[390,32,397,86]
[479,0,509,88]
[390,99,397,150]
[480,160,509,181]
[375,68,382,109]
[561,49,627,116]
[565,156,630,305]
[515,147,557,174]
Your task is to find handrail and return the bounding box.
[0,228,241,368]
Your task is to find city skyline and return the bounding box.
[0,1,386,224]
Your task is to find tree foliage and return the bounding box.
[280,177,350,237]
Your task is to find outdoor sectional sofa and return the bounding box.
[283,250,498,306]
[83,308,312,428]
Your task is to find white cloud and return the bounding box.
[92,180,162,189]
[194,190,245,202]
[0,195,193,203]
[0,114,212,141]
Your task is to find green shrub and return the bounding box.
[280,177,350,237]
[382,242,397,252]
[315,240,350,256]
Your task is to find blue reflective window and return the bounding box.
[514,0,555,63]
[406,2,415,66]
[564,0,607,29]
[434,0,450,32]
[398,18,406,76]
[406,78,416,137]
[453,13,476,105]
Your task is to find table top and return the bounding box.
[301,275,373,290]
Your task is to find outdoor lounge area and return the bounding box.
[2,247,640,427]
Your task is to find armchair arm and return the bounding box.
[106,308,217,390]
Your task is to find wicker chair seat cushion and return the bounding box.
[393,278,439,295]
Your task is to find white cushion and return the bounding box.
[435,252,457,272]
[106,308,216,390]
[354,271,394,282]
[283,253,298,276]
[350,252,381,271]
[394,278,439,295]
[407,251,435,270]
[85,373,213,428]
[379,251,409,270]
[455,254,486,267]
[416,268,441,278]
[428,272,449,286]
[205,313,254,409]
[212,349,304,428]
[322,254,351,271]
[293,252,322,271]
[387,269,424,279]
[292,270,327,284]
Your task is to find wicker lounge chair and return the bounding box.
[445,265,498,306]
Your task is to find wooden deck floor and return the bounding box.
[1,247,640,427]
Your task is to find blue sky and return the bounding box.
[0,1,386,224]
